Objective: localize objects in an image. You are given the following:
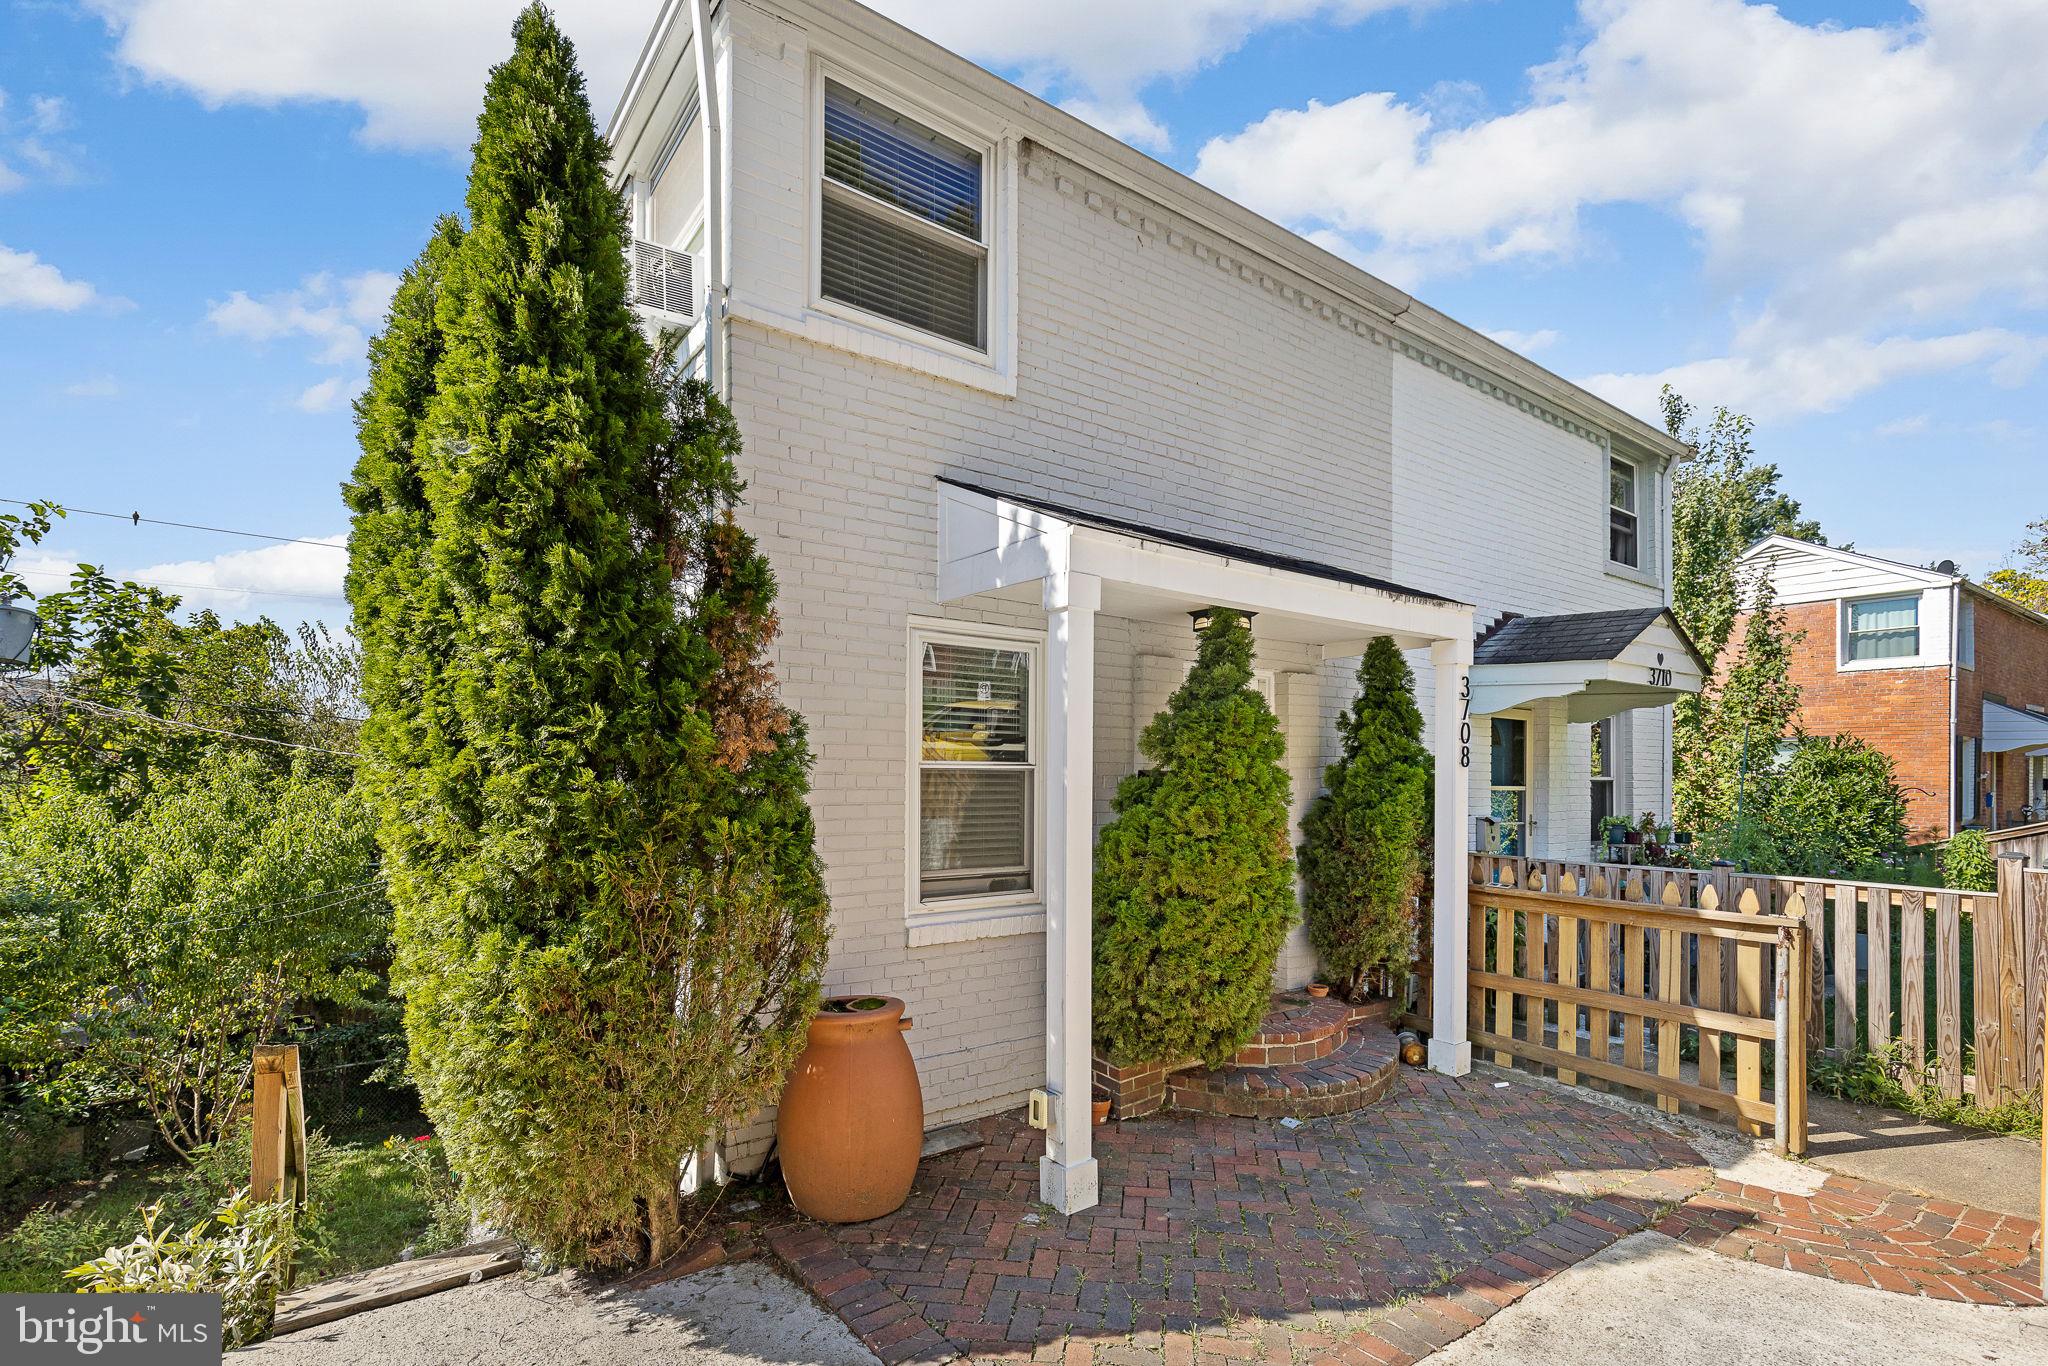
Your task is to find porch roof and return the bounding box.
[1469,606,1705,723]
[1983,699,2048,754]
[935,478,1472,649]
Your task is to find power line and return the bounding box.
[3,497,347,552]
[62,695,361,758]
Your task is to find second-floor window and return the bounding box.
[1608,457,1639,568]
[820,79,987,351]
[1845,594,1920,661]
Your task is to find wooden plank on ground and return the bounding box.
[1900,889,1926,1082]
[272,1239,523,1336]
[1937,892,1964,1100]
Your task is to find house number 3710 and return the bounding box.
[1458,675,1472,768]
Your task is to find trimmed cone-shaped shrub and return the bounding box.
[347,6,827,1267]
[1093,610,1295,1067]
[1299,636,1429,999]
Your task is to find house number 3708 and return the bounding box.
[1458,675,1472,768]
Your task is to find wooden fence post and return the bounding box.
[251,1044,309,1207]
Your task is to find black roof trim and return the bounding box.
[938,477,1464,608]
[1473,606,1702,668]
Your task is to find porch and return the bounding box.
[935,481,1480,1215]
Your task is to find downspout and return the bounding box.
[688,0,727,398]
[1948,580,1959,837]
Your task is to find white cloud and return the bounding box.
[1058,97,1172,154]
[207,270,397,409]
[129,538,350,616]
[1194,0,2048,415]
[0,243,119,311]
[61,375,121,399]
[1482,327,1560,355]
[84,1,1448,153]
[84,1,669,152]
[1874,414,1931,438]
[0,89,86,187]
[1578,328,2044,424]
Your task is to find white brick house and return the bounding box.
[608,0,1700,1213]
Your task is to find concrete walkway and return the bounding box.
[1431,1230,2048,1365]
[240,1261,879,1366]
[1804,1091,2041,1219]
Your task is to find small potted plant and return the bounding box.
[1092,1090,1112,1126]
[1598,815,1631,856]
[1306,981,1331,999]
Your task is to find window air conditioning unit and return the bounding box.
[629,240,698,323]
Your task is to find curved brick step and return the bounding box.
[1172,1022,1401,1119]
[1233,995,1353,1065]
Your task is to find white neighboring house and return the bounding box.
[607,0,1701,1213]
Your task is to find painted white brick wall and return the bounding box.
[697,0,1679,1145]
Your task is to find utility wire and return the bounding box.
[62,695,361,758]
[2,497,347,552]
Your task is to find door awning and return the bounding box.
[1469,607,1706,722]
[1983,699,2048,753]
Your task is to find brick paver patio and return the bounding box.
[769,1067,1710,1366]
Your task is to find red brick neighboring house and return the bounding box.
[1734,536,2048,841]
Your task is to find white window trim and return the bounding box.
[905,617,1046,946]
[1838,591,1927,671]
[1957,594,1976,671]
[1485,709,1532,856]
[1603,453,1660,588]
[786,59,1019,398]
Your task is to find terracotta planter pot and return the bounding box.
[1306,984,1330,999]
[1092,1097,1111,1126]
[777,996,922,1224]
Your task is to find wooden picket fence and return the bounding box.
[1989,820,2048,870]
[1473,854,2048,1109]
[1467,857,1808,1153]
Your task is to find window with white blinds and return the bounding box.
[1845,594,1920,661]
[820,80,987,350]
[917,631,1035,902]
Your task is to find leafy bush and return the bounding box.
[1765,734,1908,876]
[1810,1042,2040,1139]
[1941,828,1997,891]
[379,1134,468,1255]
[67,1188,296,1348]
[1299,637,1429,998]
[1093,609,1296,1067]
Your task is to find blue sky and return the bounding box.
[3,0,2043,632]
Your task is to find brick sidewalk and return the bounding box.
[769,1068,1710,1366]
[1658,1173,2044,1307]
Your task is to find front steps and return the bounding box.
[1096,992,1403,1121]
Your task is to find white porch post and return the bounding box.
[1040,571,1100,1214]
[1428,635,1474,1076]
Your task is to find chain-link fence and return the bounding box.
[297,1054,425,1140]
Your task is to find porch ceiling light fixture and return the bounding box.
[1188,607,1255,634]
[0,599,37,671]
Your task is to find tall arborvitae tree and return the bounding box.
[1093,610,1295,1067]
[1299,636,1430,1000]
[1680,575,1803,846]
[347,7,825,1267]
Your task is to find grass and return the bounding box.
[1809,1043,2042,1140]
[0,1129,457,1296]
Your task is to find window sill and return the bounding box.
[1603,560,1661,590]
[907,901,1045,947]
[728,293,1017,398]
[1836,655,1935,673]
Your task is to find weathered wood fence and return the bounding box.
[1473,854,2048,1109]
[252,1043,309,1207]
[1989,820,2048,870]
[1467,858,1809,1155]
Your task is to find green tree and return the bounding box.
[350,7,825,1266]
[1093,610,1295,1067]
[0,751,386,1155]
[1983,515,2048,613]
[1299,637,1429,1000]
[1765,735,1908,877]
[1683,576,1803,848]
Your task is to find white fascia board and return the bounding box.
[1069,530,1471,647]
[936,483,1068,602]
